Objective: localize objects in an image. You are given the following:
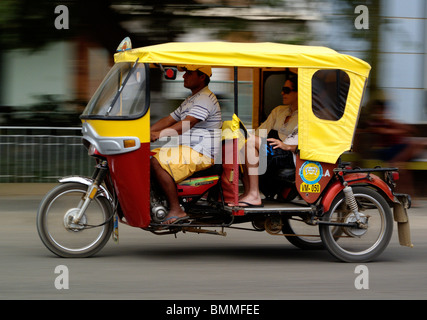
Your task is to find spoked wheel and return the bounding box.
[282,217,324,250]
[37,183,114,258]
[319,186,393,262]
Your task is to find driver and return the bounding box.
[150,65,222,225]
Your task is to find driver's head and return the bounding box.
[180,65,212,90]
[178,65,212,78]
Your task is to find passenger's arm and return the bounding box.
[267,138,297,153]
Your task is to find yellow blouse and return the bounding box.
[257,105,298,141]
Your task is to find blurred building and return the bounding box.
[0,0,316,126]
[378,0,426,124]
[1,40,112,109]
[1,0,426,125]
[315,0,427,124]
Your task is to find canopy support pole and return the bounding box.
[234,67,238,116]
[233,67,239,207]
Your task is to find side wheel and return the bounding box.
[37,183,114,258]
[319,186,393,262]
[282,217,324,250]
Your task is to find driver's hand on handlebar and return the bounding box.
[150,131,160,142]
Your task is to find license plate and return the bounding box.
[300,183,321,193]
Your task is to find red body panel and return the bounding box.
[220,139,239,205]
[295,157,336,204]
[321,173,395,212]
[107,143,151,227]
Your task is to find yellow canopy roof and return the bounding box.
[114,41,371,164]
[114,41,371,77]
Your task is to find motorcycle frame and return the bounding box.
[78,42,411,237]
[35,40,415,262]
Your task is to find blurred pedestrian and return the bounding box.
[368,99,427,164]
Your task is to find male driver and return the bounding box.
[150,65,222,225]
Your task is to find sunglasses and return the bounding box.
[281,86,296,94]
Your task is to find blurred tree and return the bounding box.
[0,0,131,53]
[0,0,316,53]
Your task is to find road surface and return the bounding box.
[0,184,426,301]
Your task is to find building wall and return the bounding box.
[378,0,427,123]
[2,41,73,107]
[311,0,427,124]
[1,39,111,113]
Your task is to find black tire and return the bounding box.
[36,183,114,258]
[319,186,393,262]
[282,217,324,250]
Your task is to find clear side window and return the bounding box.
[312,69,350,121]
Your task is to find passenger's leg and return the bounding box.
[238,134,262,206]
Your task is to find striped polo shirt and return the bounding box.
[170,86,222,159]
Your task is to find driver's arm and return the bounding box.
[151,115,177,132]
[151,115,200,141]
[150,115,177,142]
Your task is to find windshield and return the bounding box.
[81,62,149,119]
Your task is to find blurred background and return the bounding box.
[0,0,426,196]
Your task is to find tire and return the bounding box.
[282,217,324,250]
[36,183,114,258]
[319,186,393,262]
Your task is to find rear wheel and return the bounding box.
[37,183,114,258]
[319,186,393,262]
[282,217,323,250]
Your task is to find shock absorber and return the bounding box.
[343,183,361,222]
[72,160,108,224]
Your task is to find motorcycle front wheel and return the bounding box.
[37,182,114,258]
[319,186,393,262]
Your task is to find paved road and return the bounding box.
[1,185,426,301]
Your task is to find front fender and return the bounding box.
[59,176,113,203]
[321,173,395,213]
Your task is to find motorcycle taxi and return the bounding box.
[37,38,413,262]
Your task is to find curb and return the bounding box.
[0,183,58,197]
